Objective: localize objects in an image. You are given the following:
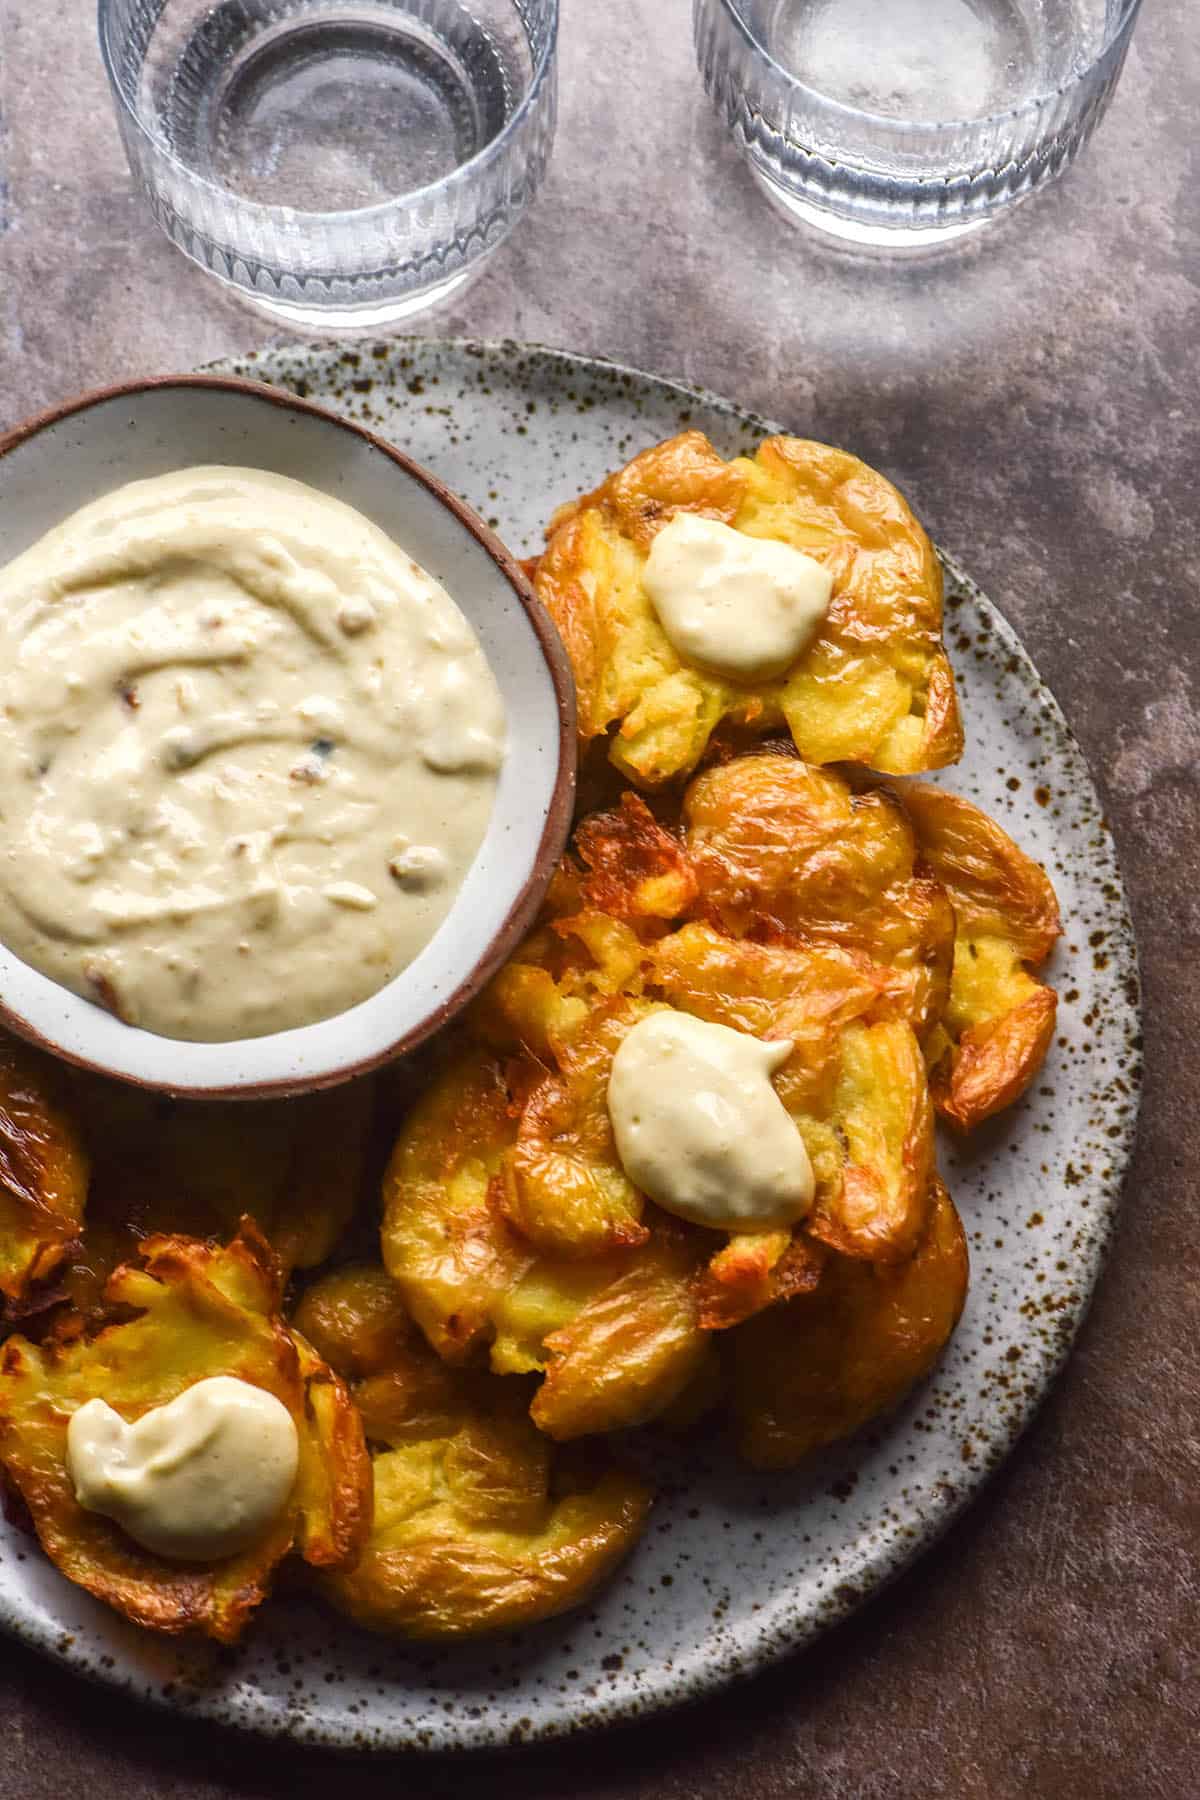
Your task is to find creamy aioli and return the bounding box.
[642,513,833,681]
[0,468,506,1039]
[607,1009,815,1231]
[66,1375,298,1562]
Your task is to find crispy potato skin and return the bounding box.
[290,1326,374,1572]
[806,1020,935,1264]
[900,783,1062,1130]
[534,432,962,785]
[61,1076,374,1316]
[575,793,699,923]
[695,1229,825,1331]
[319,1322,651,1639]
[502,1003,651,1260]
[683,753,955,1039]
[381,1048,534,1364]
[0,1227,370,1641]
[649,923,884,1112]
[899,782,1061,961]
[293,1264,413,1381]
[933,978,1058,1133]
[0,1034,89,1307]
[733,1178,969,1468]
[530,1226,709,1440]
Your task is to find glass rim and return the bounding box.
[702,0,1143,136]
[97,0,559,227]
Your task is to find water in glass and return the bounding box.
[101,0,557,325]
[695,0,1141,246]
[758,0,1114,123]
[157,0,530,210]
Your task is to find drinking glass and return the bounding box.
[693,0,1143,246]
[99,0,558,327]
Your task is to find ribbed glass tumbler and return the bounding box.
[693,0,1143,247]
[99,0,558,326]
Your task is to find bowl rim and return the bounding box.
[0,371,577,1099]
[698,0,1144,138]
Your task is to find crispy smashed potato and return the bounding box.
[733,1177,969,1468]
[0,1227,371,1641]
[384,893,938,1437]
[534,432,962,786]
[382,1051,712,1435]
[684,752,955,1038]
[61,1076,373,1315]
[357,753,1055,1488]
[0,1034,89,1308]
[900,784,1061,1130]
[309,1266,650,1639]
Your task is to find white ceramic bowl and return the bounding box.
[0,375,575,1097]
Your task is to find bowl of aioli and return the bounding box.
[0,375,575,1097]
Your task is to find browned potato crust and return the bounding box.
[900,783,1062,1130]
[683,753,954,1039]
[290,1326,375,1573]
[502,1003,650,1260]
[0,1033,89,1308]
[574,792,699,923]
[899,783,1061,961]
[695,1229,826,1332]
[380,1047,534,1365]
[0,1227,371,1641]
[61,1076,374,1315]
[933,984,1058,1133]
[315,1309,651,1639]
[534,432,962,785]
[530,1226,709,1440]
[806,1019,935,1263]
[733,1177,968,1468]
[293,1263,413,1380]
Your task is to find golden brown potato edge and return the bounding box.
[899,782,1062,1131]
[732,1176,969,1470]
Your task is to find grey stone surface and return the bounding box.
[0,2,1197,1795]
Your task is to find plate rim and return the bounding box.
[0,335,1142,1753]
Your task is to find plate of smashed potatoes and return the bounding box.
[0,341,1139,1750]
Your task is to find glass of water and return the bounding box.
[99,0,558,327]
[694,0,1143,246]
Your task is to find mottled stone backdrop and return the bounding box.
[0,2,1197,1796]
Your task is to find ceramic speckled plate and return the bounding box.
[0,340,1140,1751]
